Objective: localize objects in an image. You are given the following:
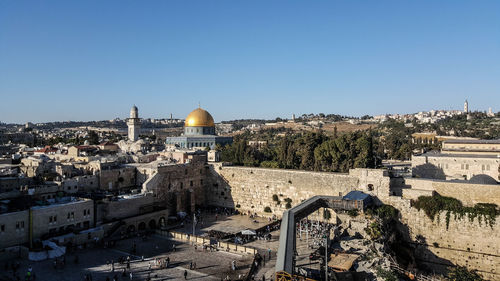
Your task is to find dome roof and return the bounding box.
[130,105,138,118]
[185,107,215,127]
[469,174,498,185]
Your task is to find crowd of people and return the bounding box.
[296,219,335,248]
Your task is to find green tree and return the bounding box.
[88,131,99,145]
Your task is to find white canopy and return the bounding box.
[241,229,256,235]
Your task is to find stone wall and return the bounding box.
[99,166,136,190]
[31,199,94,241]
[0,210,29,249]
[404,178,500,206]
[412,154,500,182]
[146,162,207,213]
[206,164,389,217]
[97,194,158,223]
[204,165,500,279]
[388,197,500,280]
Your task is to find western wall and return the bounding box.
[205,164,391,216]
[201,164,500,279]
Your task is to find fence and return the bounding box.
[156,229,257,255]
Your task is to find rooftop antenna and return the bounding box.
[198,102,201,108]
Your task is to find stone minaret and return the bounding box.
[127,105,141,141]
[464,99,469,113]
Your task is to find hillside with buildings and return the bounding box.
[0,105,499,280]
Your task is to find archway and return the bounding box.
[127,225,136,233]
[149,219,157,229]
[138,222,146,231]
[158,217,166,228]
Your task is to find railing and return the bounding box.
[155,229,257,255]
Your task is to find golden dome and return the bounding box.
[185,107,215,127]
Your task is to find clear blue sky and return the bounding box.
[1,1,499,123]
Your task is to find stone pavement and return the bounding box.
[0,235,254,281]
[177,212,283,280]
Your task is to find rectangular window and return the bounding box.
[461,164,464,170]
[67,213,70,219]
[49,216,53,223]
[466,164,469,170]
[190,181,193,187]
[71,212,74,219]
[487,165,490,171]
[16,222,19,229]
[54,215,57,222]
[21,221,24,228]
[0,225,4,232]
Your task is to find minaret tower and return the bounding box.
[127,105,141,141]
[464,99,469,113]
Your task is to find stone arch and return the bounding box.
[127,225,136,233]
[138,222,146,231]
[149,219,157,229]
[158,217,166,228]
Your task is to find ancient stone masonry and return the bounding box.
[388,196,500,280]
[143,162,207,214]
[203,164,500,279]
[404,178,500,206]
[205,164,390,217]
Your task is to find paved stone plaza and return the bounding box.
[0,212,287,281]
[0,234,255,281]
[177,212,282,280]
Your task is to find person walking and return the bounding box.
[129,272,133,280]
[184,270,188,280]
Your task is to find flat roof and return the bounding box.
[443,139,500,144]
[328,253,360,271]
[343,191,371,201]
[416,151,500,159]
[31,197,91,210]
